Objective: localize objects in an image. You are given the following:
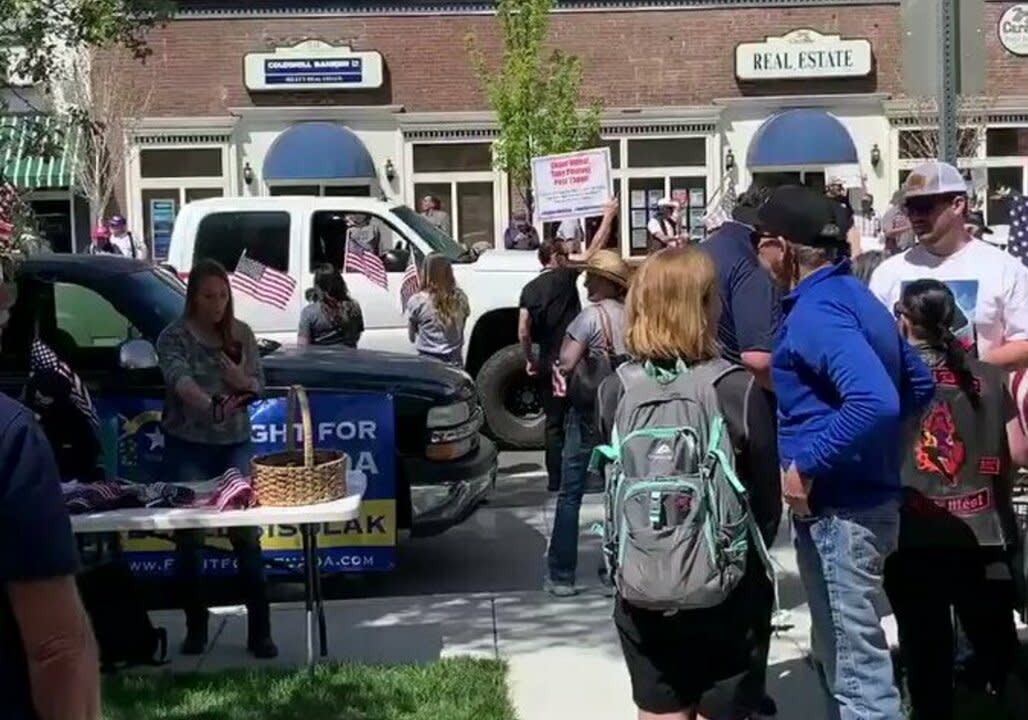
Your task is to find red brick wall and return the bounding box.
[111,4,908,116]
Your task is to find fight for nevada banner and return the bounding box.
[95,391,397,576]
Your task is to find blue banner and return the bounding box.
[95,391,396,576]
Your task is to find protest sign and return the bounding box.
[96,391,397,576]
[531,147,612,222]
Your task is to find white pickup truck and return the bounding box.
[166,196,545,447]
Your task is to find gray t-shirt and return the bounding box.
[566,299,627,356]
[298,299,363,347]
[156,318,264,445]
[406,290,468,364]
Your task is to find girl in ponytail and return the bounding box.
[887,278,1028,720]
[894,279,980,409]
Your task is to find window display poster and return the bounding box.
[149,199,177,262]
[531,147,612,222]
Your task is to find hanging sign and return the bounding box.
[736,29,873,81]
[1000,4,1028,56]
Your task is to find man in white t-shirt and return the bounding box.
[869,161,1028,368]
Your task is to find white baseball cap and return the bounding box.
[902,161,969,198]
[656,196,679,208]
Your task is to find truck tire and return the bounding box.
[476,344,544,449]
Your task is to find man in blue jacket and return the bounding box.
[758,186,935,720]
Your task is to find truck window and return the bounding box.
[53,283,141,351]
[310,211,409,274]
[194,211,290,272]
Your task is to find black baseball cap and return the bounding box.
[755,185,843,248]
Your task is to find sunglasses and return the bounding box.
[903,194,961,215]
[750,230,777,246]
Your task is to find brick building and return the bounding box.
[106,0,1028,259]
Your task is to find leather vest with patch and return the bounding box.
[899,356,1014,549]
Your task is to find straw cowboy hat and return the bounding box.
[581,249,631,288]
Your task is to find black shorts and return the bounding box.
[614,564,771,718]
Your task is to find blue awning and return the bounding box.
[263,122,375,181]
[746,109,858,168]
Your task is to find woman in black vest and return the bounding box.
[886,279,1028,720]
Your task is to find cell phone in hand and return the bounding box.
[232,391,259,406]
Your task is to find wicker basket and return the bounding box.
[251,385,347,506]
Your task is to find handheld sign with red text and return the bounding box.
[531,147,612,223]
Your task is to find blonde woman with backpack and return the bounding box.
[594,248,779,720]
[405,253,470,366]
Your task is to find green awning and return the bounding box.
[0,114,82,190]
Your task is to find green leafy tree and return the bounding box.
[0,0,170,272]
[467,0,600,217]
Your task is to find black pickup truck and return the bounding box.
[0,255,496,537]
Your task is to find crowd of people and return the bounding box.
[517,160,1028,720]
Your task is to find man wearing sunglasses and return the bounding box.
[869,161,1028,370]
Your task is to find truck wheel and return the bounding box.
[476,344,544,449]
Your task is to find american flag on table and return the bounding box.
[0,182,17,245]
[344,236,388,289]
[29,339,99,430]
[400,251,421,309]
[206,467,255,511]
[1006,193,1028,268]
[230,250,297,309]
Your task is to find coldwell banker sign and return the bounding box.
[736,29,873,81]
[1000,4,1028,57]
[244,40,384,91]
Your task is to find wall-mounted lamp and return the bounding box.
[725,148,736,171]
[242,161,254,186]
[870,144,881,170]
[384,159,396,182]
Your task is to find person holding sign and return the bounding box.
[155,259,277,659]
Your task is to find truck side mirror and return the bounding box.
[119,339,159,370]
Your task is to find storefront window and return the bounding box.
[410,142,496,250]
[614,136,710,256]
[987,167,1023,227]
[628,138,705,168]
[140,148,222,178]
[134,144,230,261]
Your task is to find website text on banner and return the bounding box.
[531,147,612,223]
[95,392,397,577]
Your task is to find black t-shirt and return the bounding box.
[519,268,582,368]
[701,221,782,365]
[0,394,80,720]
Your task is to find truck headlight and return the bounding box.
[427,401,471,428]
[425,402,482,460]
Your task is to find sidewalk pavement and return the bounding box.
[146,497,1025,719]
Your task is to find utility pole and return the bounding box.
[937,0,960,165]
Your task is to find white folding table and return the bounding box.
[70,487,364,666]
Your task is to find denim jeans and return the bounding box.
[164,435,270,640]
[547,408,595,584]
[793,500,902,720]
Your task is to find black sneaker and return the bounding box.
[247,637,279,659]
[754,694,777,718]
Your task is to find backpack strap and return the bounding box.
[594,303,614,356]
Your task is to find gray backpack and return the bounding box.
[591,359,774,611]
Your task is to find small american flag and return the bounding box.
[344,236,388,289]
[400,251,421,309]
[0,182,17,245]
[30,339,99,429]
[209,467,255,511]
[1007,193,1028,268]
[230,250,296,309]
